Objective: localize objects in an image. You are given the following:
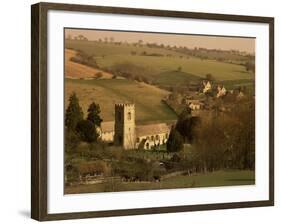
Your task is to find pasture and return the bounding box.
[65,170,255,194]
[65,49,113,79]
[65,40,254,85]
[65,78,177,123]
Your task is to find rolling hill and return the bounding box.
[65,40,254,84]
[65,49,113,79]
[65,78,177,123]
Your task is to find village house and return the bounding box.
[216,85,227,98]
[99,103,171,150]
[202,80,212,93]
[186,99,204,110]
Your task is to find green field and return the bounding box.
[65,170,255,194]
[65,78,177,123]
[96,55,253,81]
[65,40,185,57]
[65,40,254,85]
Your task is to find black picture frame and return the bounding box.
[31,2,274,221]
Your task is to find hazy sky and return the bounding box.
[65,28,255,53]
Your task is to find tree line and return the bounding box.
[166,98,255,171]
[65,93,103,151]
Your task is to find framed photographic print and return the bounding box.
[31,2,274,221]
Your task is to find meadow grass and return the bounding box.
[65,40,254,86]
[65,78,177,123]
[65,170,255,194]
[96,55,254,81]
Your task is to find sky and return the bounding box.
[65,28,255,53]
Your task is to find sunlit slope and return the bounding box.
[65,78,177,123]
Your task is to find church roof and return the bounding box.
[100,121,171,136]
[101,121,114,132]
[136,123,170,137]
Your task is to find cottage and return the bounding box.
[216,85,227,98]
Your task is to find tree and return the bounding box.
[167,127,184,152]
[65,128,80,151]
[177,66,182,72]
[245,61,255,73]
[205,73,214,81]
[65,93,84,131]
[175,107,198,143]
[87,102,103,127]
[76,120,98,143]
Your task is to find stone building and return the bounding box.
[99,103,171,150]
[216,85,227,98]
[202,80,212,93]
[114,103,136,149]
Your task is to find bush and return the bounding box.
[95,72,103,79]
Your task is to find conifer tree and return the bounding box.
[87,102,103,127]
[65,92,84,131]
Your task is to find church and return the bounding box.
[98,103,171,150]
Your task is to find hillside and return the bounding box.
[65,40,185,57]
[65,78,177,123]
[65,49,113,79]
[65,40,254,85]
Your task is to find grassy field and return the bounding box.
[65,40,185,57]
[65,170,255,194]
[65,49,114,79]
[65,78,177,123]
[65,40,254,83]
[96,55,253,81]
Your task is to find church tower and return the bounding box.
[114,103,136,149]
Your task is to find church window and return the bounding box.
[127,112,131,120]
[136,137,140,143]
[156,135,159,140]
[151,136,154,140]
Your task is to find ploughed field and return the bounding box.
[65,170,255,194]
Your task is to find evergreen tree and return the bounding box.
[76,120,98,143]
[167,127,184,152]
[65,93,84,131]
[87,102,103,127]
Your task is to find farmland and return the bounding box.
[65,49,113,79]
[65,78,177,123]
[65,170,255,194]
[65,40,254,86]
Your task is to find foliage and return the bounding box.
[175,107,199,143]
[70,50,99,68]
[167,127,184,152]
[205,73,215,81]
[76,120,98,143]
[65,92,84,131]
[87,102,103,127]
[77,160,111,176]
[193,98,255,171]
[245,61,255,73]
[65,128,80,151]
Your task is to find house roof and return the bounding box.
[136,123,170,137]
